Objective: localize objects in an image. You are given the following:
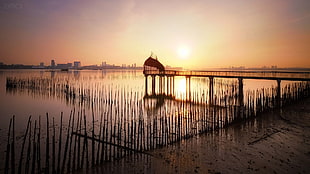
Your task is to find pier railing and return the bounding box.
[144,70,310,81]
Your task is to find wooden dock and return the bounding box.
[143,69,310,107]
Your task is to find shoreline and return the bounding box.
[78,98,310,173]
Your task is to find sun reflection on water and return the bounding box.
[175,78,186,98]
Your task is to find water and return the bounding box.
[0,69,309,173]
[0,69,305,141]
[0,70,295,121]
[0,70,141,125]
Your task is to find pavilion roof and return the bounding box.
[143,56,165,71]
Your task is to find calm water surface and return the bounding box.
[0,69,305,172]
[0,69,293,129]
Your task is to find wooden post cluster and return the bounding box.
[144,75,175,97]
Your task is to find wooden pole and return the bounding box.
[61,111,72,173]
[277,79,281,108]
[57,113,63,173]
[67,109,75,173]
[52,118,55,174]
[238,78,244,106]
[145,75,148,96]
[25,120,32,174]
[5,118,12,174]
[45,113,50,174]
[31,120,37,174]
[37,116,41,173]
[18,116,31,174]
[152,75,156,95]
[11,116,16,174]
[91,105,95,167]
[209,77,214,105]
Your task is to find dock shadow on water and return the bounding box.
[3,75,310,173]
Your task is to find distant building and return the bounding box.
[40,62,44,67]
[271,65,277,69]
[74,61,81,69]
[51,60,55,68]
[102,62,107,67]
[83,65,100,70]
[57,63,72,69]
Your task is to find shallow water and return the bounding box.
[0,69,307,173]
[0,69,281,129]
[83,98,310,174]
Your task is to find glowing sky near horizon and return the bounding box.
[0,0,309,69]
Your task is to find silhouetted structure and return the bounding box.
[51,60,56,68]
[143,54,175,96]
[143,56,310,107]
[143,55,165,72]
[74,61,81,69]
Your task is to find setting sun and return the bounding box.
[177,46,190,59]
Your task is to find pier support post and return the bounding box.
[172,76,175,97]
[145,75,148,96]
[209,77,214,105]
[277,79,281,108]
[151,75,156,95]
[167,76,170,95]
[186,76,191,100]
[162,76,165,95]
[169,76,172,96]
[159,76,162,94]
[238,78,244,106]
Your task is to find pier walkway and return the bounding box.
[143,56,310,106]
[144,69,310,81]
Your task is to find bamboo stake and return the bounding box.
[52,118,55,174]
[67,109,75,173]
[25,120,32,174]
[91,104,95,166]
[77,110,82,169]
[100,114,106,163]
[84,113,89,168]
[61,111,72,173]
[31,120,37,174]
[18,116,31,174]
[72,111,80,170]
[37,116,41,173]
[45,113,50,174]
[96,113,103,165]
[5,118,12,174]
[56,113,63,173]
[11,115,15,174]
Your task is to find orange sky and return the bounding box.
[0,0,309,69]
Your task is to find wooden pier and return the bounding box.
[143,57,310,107]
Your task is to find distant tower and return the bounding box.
[74,61,81,69]
[51,60,55,68]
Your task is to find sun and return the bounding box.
[177,46,190,59]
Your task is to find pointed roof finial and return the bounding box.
[150,51,158,60]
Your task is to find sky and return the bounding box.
[0,0,309,69]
